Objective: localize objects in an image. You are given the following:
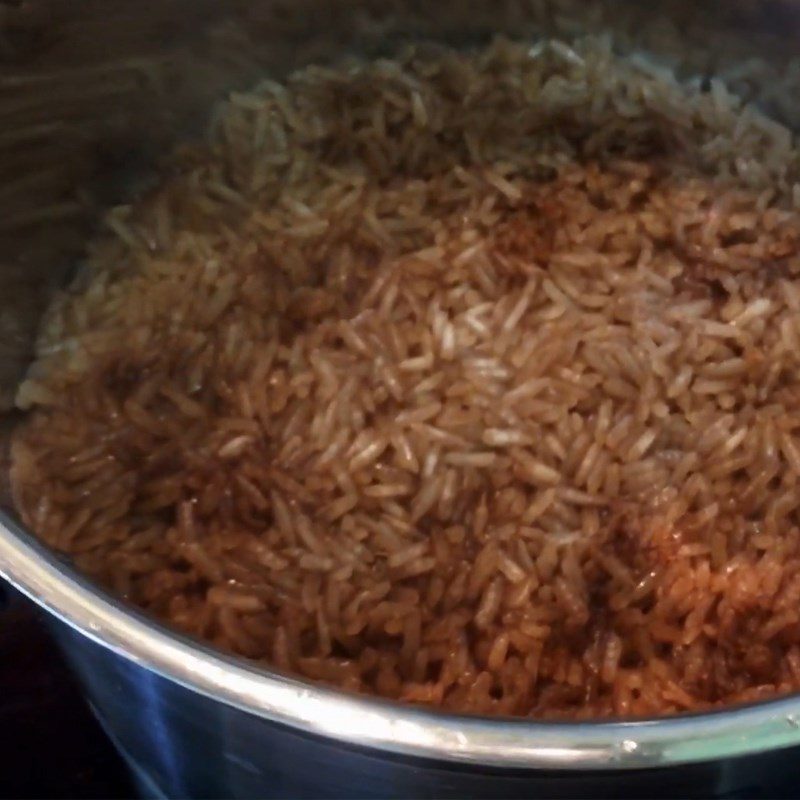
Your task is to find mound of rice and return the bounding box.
[11,36,800,718]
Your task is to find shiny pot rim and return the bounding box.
[2,509,800,770]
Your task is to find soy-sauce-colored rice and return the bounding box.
[11,37,800,717]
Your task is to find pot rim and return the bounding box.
[2,509,800,770]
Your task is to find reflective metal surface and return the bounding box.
[5,509,800,784]
[4,2,800,795]
[45,622,800,798]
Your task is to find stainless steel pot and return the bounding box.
[3,3,800,796]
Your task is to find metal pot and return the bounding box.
[3,3,800,796]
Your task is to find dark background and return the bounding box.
[0,581,134,799]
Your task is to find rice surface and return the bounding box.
[11,37,800,718]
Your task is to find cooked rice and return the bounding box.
[10,36,800,718]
